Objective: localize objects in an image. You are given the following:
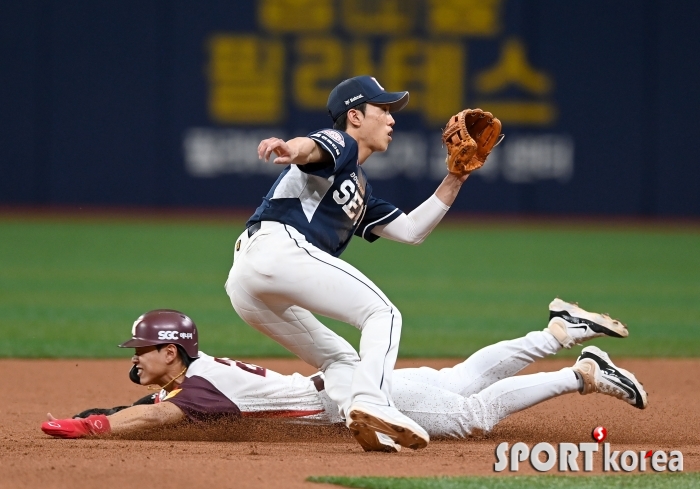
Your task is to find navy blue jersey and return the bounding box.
[246,129,402,257]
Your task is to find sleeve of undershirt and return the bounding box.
[372,194,450,245]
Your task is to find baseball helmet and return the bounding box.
[119,309,199,359]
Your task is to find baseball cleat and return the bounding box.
[546,298,628,348]
[571,346,648,409]
[351,429,402,453]
[347,403,429,451]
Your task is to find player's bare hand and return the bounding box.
[257,138,298,165]
[47,413,57,421]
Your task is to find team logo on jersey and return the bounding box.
[311,132,341,156]
[333,172,366,224]
[319,129,345,147]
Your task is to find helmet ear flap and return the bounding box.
[129,365,141,385]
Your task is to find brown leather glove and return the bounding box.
[443,108,503,175]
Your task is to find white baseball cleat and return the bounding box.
[571,346,648,409]
[546,298,629,348]
[347,403,429,451]
[351,429,402,453]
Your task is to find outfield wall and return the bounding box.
[2,0,699,216]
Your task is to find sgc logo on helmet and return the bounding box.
[158,330,180,340]
[119,309,200,359]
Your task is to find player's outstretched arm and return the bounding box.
[434,172,470,207]
[257,137,331,166]
[372,173,469,245]
[41,402,185,439]
[104,401,185,433]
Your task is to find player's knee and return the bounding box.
[393,308,403,330]
[459,415,494,437]
[464,395,498,435]
[363,303,401,329]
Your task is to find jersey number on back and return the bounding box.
[214,358,267,377]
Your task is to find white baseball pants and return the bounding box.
[226,221,401,417]
[390,330,579,438]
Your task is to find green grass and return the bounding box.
[0,216,698,358]
[308,473,699,489]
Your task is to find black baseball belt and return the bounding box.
[247,221,262,238]
[310,374,325,392]
[236,222,262,252]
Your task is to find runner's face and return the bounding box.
[359,103,394,153]
[132,346,168,385]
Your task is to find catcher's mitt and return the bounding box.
[442,108,503,175]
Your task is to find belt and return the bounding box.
[235,222,262,252]
[310,374,325,392]
[247,221,262,238]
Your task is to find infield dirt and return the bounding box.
[1,358,698,488]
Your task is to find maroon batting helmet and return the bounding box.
[119,309,199,358]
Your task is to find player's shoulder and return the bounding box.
[308,128,355,146]
[307,128,357,157]
[185,351,217,375]
[196,351,214,362]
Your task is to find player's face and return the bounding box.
[358,103,395,153]
[132,346,169,385]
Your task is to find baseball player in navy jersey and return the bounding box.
[41,306,648,449]
[223,75,483,451]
